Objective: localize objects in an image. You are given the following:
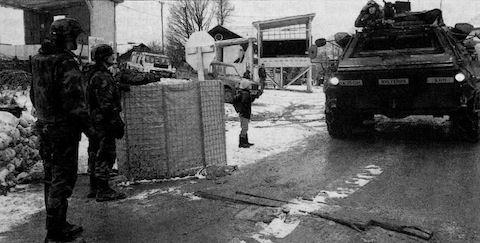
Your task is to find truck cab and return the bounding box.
[206,61,262,103]
[126,51,176,78]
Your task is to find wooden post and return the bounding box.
[280,67,284,89]
[196,46,205,81]
[306,65,313,93]
[248,39,254,76]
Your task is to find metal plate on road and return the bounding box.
[339,80,363,86]
[427,77,454,84]
[379,78,409,85]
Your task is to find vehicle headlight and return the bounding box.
[455,72,466,82]
[329,77,339,85]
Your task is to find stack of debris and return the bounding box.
[0,69,41,195]
[0,110,41,196]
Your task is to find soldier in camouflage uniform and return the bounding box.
[86,44,126,202]
[30,18,91,243]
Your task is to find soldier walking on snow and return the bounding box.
[31,18,92,243]
[233,80,255,148]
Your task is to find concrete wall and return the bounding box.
[10,0,116,60]
[90,0,116,49]
[51,5,91,45]
[0,44,89,60]
[23,5,90,45]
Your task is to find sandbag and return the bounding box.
[0,111,19,127]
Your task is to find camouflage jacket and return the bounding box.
[87,64,123,130]
[30,40,90,140]
[233,89,253,119]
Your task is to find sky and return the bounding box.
[0,0,479,47]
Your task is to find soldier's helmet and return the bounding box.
[49,18,83,41]
[92,44,114,63]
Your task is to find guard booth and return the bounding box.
[253,13,315,92]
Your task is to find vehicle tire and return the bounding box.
[325,108,352,138]
[224,87,235,104]
[450,109,480,142]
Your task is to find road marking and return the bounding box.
[248,164,383,242]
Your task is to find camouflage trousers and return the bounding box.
[240,116,250,136]
[87,135,116,181]
[39,132,80,232]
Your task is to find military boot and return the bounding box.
[246,134,254,146]
[239,135,251,148]
[96,179,127,202]
[59,203,83,236]
[45,204,84,243]
[62,222,83,237]
[86,175,97,199]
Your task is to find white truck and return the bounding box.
[126,51,176,78]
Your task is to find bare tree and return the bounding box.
[213,0,235,26]
[146,40,163,54]
[165,0,214,67]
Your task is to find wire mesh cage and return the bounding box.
[116,79,226,180]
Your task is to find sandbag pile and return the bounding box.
[0,110,41,195]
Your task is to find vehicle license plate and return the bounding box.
[379,78,409,85]
[339,80,363,86]
[426,77,454,84]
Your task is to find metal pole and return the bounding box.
[159,1,165,54]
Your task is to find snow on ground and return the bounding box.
[0,85,325,235]
[225,86,325,167]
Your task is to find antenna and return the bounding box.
[440,0,442,10]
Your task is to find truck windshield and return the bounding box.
[350,29,444,57]
[145,55,171,65]
[225,66,240,77]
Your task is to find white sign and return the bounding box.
[185,31,216,73]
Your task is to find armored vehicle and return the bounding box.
[316,5,480,141]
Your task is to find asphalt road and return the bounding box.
[2,116,480,243]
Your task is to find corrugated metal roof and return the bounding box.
[0,0,123,12]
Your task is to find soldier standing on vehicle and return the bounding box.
[233,80,255,148]
[355,0,383,28]
[258,63,267,92]
[243,69,251,79]
[87,44,127,202]
[31,18,91,243]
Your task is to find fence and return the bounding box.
[116,79,227,180]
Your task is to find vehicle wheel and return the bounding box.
[224,88,234,104]
[450,110,480,142]
[325,108,352,138]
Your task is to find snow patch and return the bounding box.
[0,188,44,233]
[129,189,164,200]
[252,217,301,241]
